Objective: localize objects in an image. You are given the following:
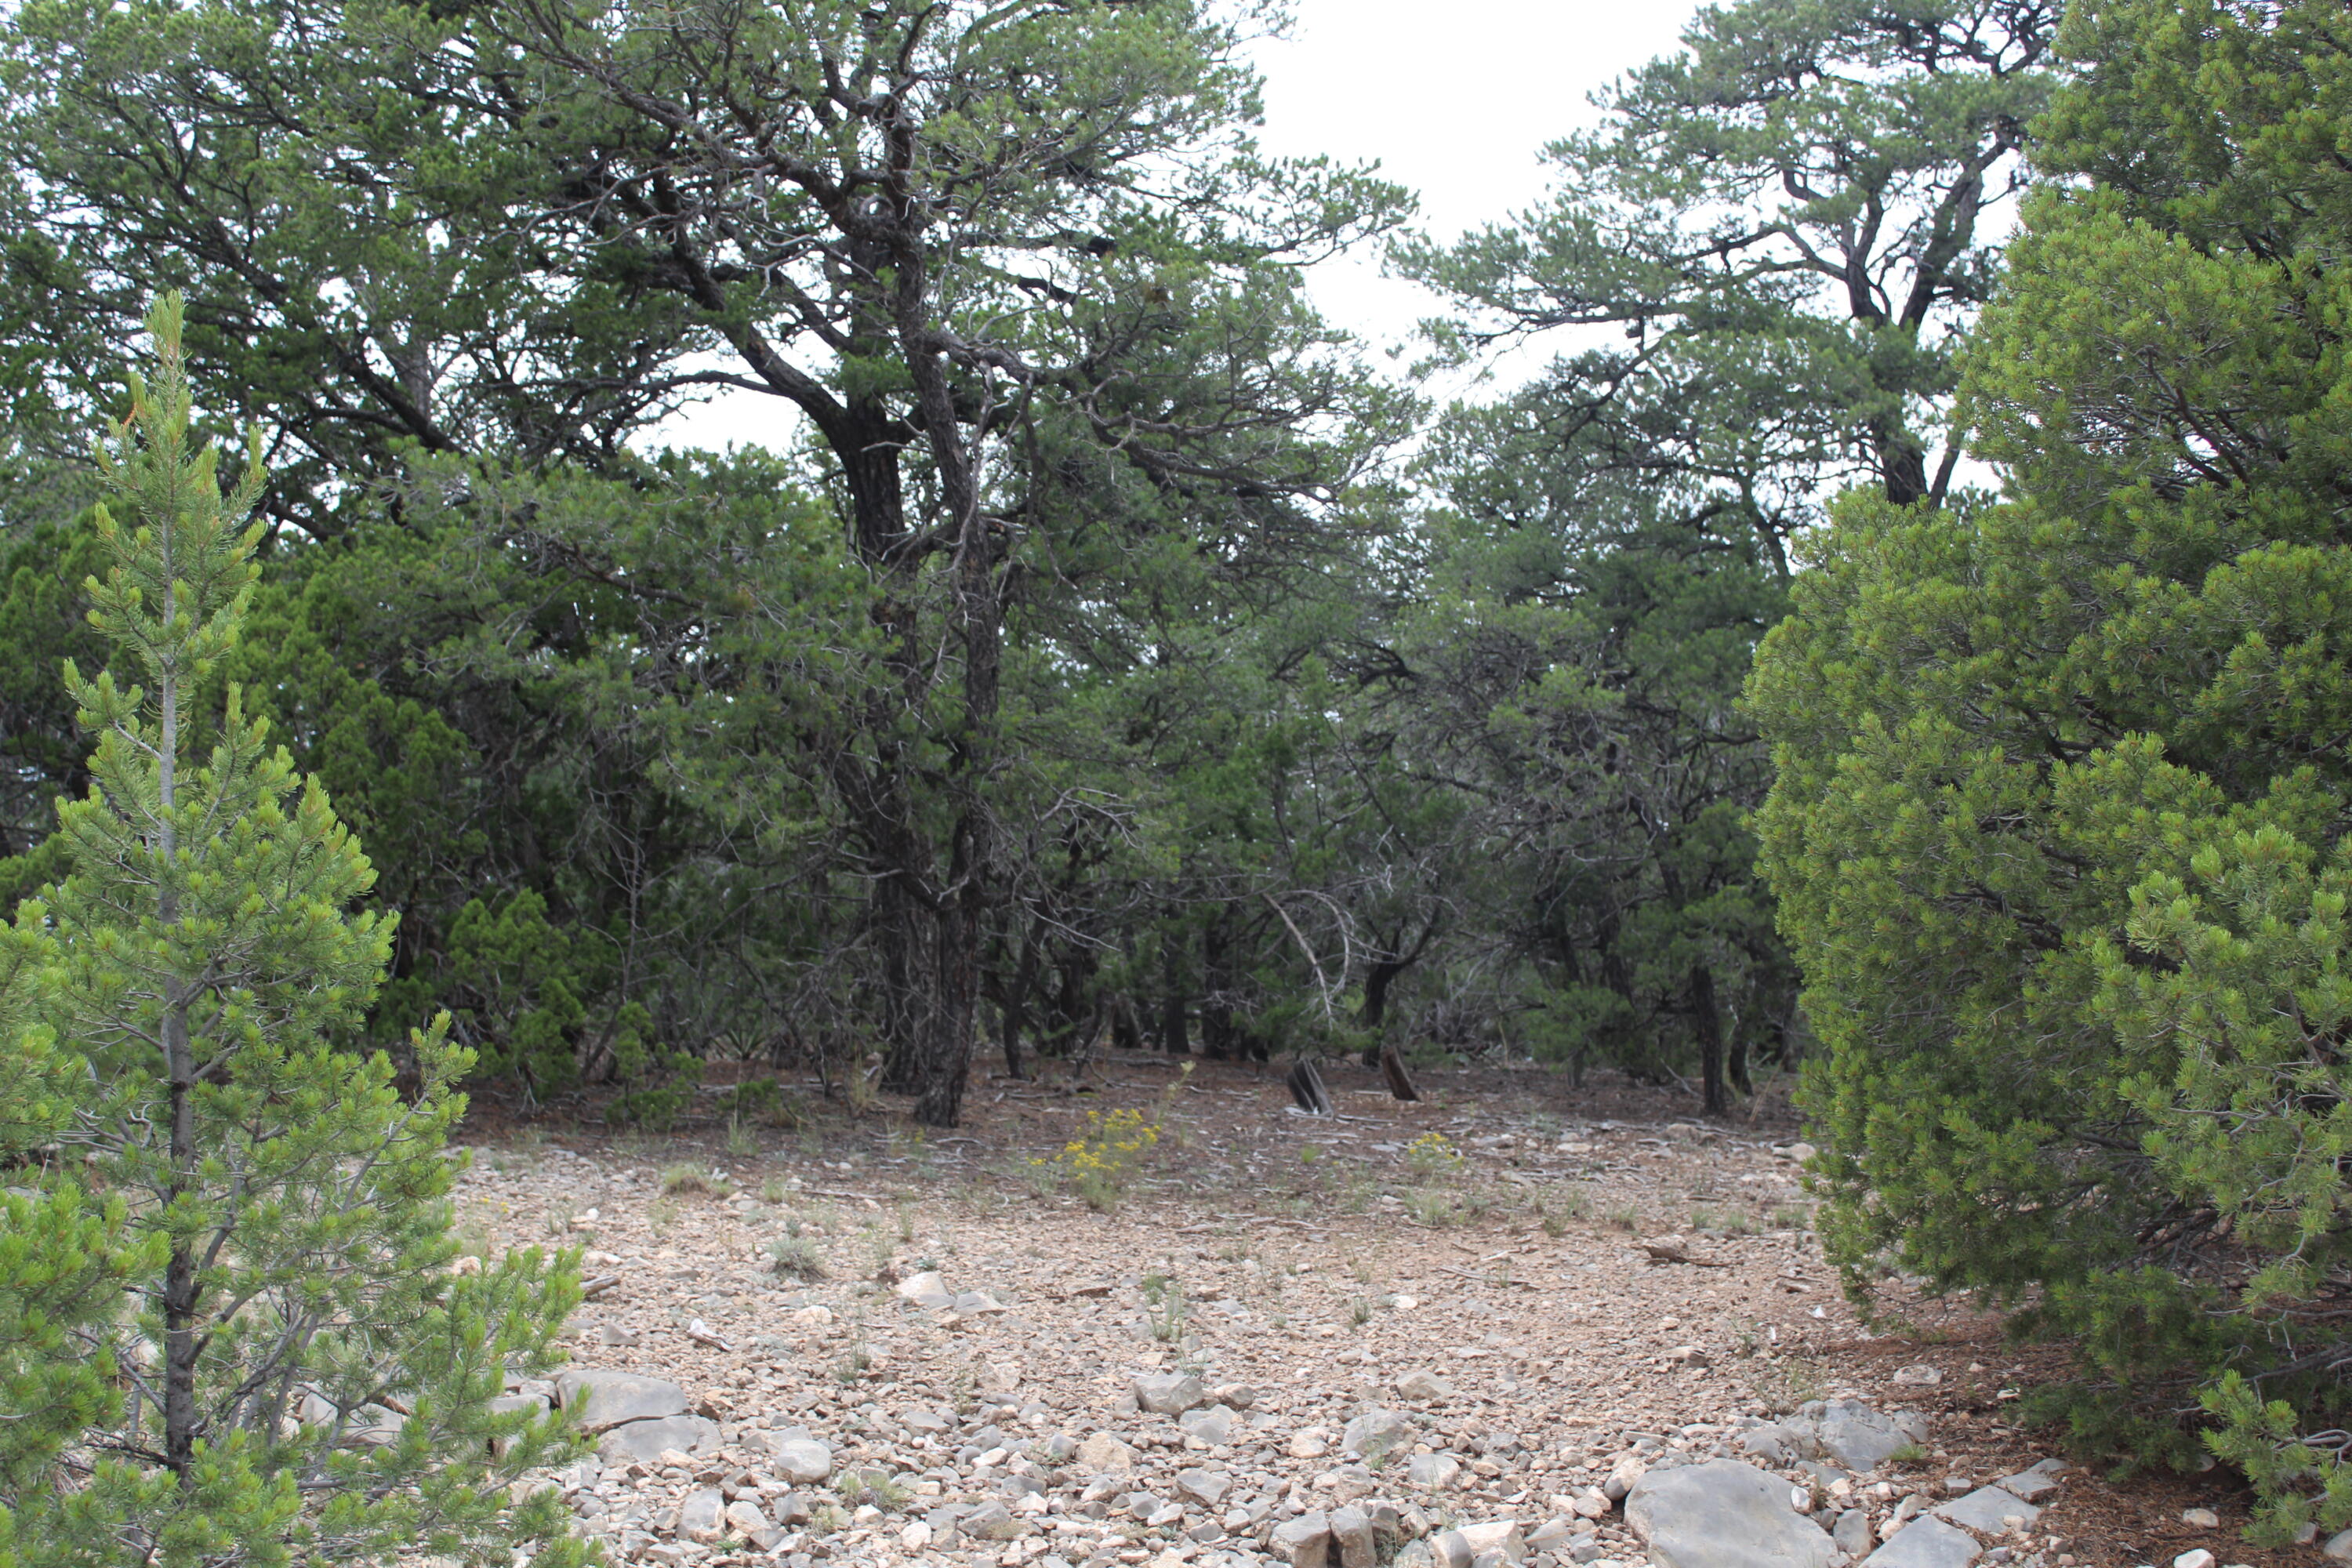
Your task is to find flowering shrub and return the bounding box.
[1034,1108,1161,1209]
[1405,1131,1465,1179]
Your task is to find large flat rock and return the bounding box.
[1625,1459,1838,1568]
[555,1368,690,1433]
[595,1413,720,1465]
[1864,1518,1981,1568]
[1933,1486,2038,1534]
[1814,1400,1928,1471]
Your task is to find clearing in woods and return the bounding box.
[457,1059,2286,1568]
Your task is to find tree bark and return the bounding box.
[1690,960,1728,1116]
[1159,930,1190,1056]
[1001,916,1038,1081]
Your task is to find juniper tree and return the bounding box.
[0,296,586,1566]
[1752,0,2352,1536]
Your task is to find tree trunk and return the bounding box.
[1001,916,1038,1081]
[1160,931,1190,1055]
[1201,911,1236,1061]
[1378,1044,1420,1102]
[1358,956,1405,1066]
[1690,960,1728,1116]
[1286,1059,1333,1116]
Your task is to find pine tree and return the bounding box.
[0,295,586,1565]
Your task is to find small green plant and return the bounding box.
[662,1163,725,1196]
[646,1196,680,1235]
[725,1115,759,1160]
[808,1501,849,1535]
[1755,1354,1829,1414]
[1769,1203,1811,1230]
[769,1236,826,1280]
[1886,1441,1929,1468]
[1147,1282,1188,1343]
[831,1344,873,1383]
[844,1052,881,1113]
[1348,1295,1374,1327]
[1405,1131,1465,1179]
[896,1200,917,1243]
[1299,1144,1320,1164]
[453,1214,493,1261]
[762,1178,791,1204]
[1606,1204,1640,1232]
[1690,1205,1722,1232]
[837,1470,912,1511]
[1403,1189,1455,1227]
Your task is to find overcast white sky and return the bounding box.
[663,0,1708,452]
[1244,0,1703,361]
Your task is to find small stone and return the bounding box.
[1342,1408,1413,1460]
[1432,1521,1526,1568]
[771,1437,834,1485]
[1783,1142,1818,1163]
[678,1488,726,1543]
[2180,1509,2219,1530]
[895,1271,954,1308]
[1134,1371,1208,1415]
[1571,1491,1611,1520]
[1212,1381,1259,1409]
[1180,1404,1237,1446]
[1835,1509,1873,1556]
[960,1500,1031,1541]
[900,1520,932,1552]
[1664,1345,1711,1369]
[1602,1455,1647,1501]
[2172,1552,2215,1568]
[1290,1426,1333,1460]
[1330,1504,1377,1568]
[1177,1469,1230,1508]
[724,1499,769,1534]
[2323,1530,2352,1565]
[1078,1432,1138,1472]
[1892,1365,1942,1388]
[1396,1369,1457,1402]
[1406,1453,1461,1490]
[1272,1511,1334,1567]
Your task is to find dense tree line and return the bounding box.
[0,0,2050,1125]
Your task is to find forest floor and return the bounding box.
[452,1057,2300,1568]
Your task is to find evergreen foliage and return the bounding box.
[1751,0,2352,1534]
[0,296,583,1566]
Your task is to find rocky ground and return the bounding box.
[445,1058,2311,1568]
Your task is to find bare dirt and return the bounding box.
[452,1057,2304,1568]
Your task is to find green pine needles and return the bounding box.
[0,296,586,1565]
[1751,0,2352,1542]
